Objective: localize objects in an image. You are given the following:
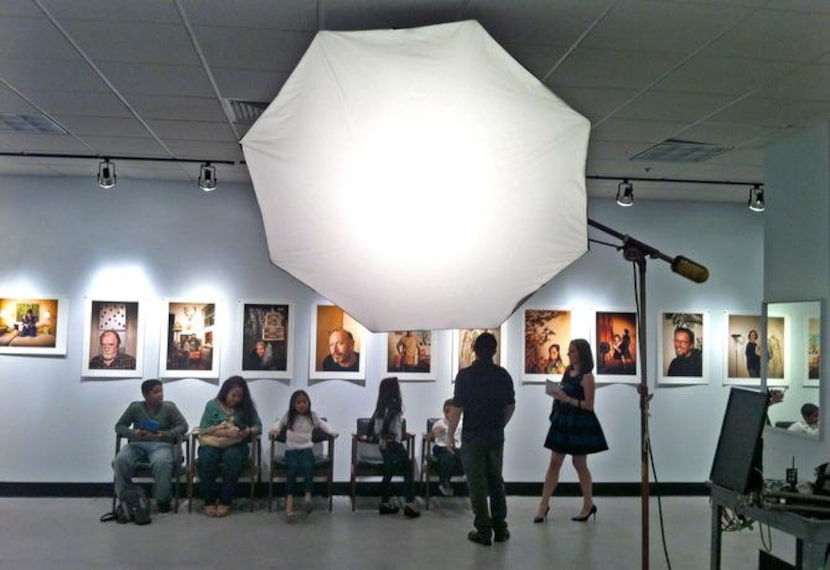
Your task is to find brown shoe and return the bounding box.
[216,504,231,517]
[205,504,218,517]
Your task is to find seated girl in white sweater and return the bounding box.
[269,390,338,520]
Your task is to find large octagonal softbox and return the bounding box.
[242,20,589,332]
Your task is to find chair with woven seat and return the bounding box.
[420,417,465,510]
[268,421,335,512]
[187,430,262,513]
[350,417,414,510]
[111,434,188,513]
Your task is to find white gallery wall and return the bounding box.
[0,173,782,486]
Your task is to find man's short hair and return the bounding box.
[443,398,455,409]
[473,332,498,359]
[141,379,162,397]
[99,330,121,346]
[675,327,695,344]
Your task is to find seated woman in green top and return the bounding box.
[197,375,262,517]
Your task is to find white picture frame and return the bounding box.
[82,298,144,378]
[236,300,294,381]
[658,311,709,385]
[384,330,435,381]
[521,308,571,385]
[591,309,639,385]
[309,303,367,381]
[451,324,508,381]
[723,312,763,387]
[159,298,220,380]
[0,295,69,356]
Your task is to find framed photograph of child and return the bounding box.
[0,296,69,356]
[159,299,220,380]
[658,311,708,385]
[237,300,293,381]
[451,324,508,381]
[593,310,638,384]
[385,330,434,381]
[723,313,762,386]
[522,309,571,385]
[82,298,143,378]
[309,303,367,381]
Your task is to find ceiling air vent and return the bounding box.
[631,139,731,163]
[226,99,269,123]
[0,113,66,134]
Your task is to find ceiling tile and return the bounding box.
[0,58,107,92]
[145,119,236,142]
[550,48,684,90]
[24,90,132,118]
[71,135,170,156]
[127,94,227,122]
[180,0,318,30]
[553,86,639,122]
[762,64,830,100]
[192,26,314,72]
[590,117,690,143]
[51,116,151,138]
[96,63,214,97]
[59,21,201,65]
[41,0,181,23]
[614,91,736,122]
[500,43,568,80]
[0,16,80,59]
[675,121,776,146]
[322,0,466,31]
[656,55,795,95]
[211,68,290,103]
[163,139,244,161]
[709,97,830,128]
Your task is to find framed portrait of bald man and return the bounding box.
[309,303,367,381]
[82,298,143,378]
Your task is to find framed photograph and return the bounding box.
[593,310,638,384]
[82,299,144,378]
[159,299,220,379]
[765,315,786,385]
[385,330,434,381]
[0,296,68,356]
[658,311,708,385]
[237,301,293,380]
[451,325,507,380]
[522,309,571,384]
[806,317,820,387]
[309,303,367,381]
[723,313,762,386]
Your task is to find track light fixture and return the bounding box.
[97,159,116,189]
[616,179,634,207]
[198,162,217,192]
[748,184,764,212]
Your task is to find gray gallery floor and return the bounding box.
[0,495,799,569]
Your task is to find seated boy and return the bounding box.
[430,398,464,496]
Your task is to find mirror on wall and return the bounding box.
[762,300,821,438]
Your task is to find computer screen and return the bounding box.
[709,387,769,494]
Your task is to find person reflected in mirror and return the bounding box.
[536,339,608,524]
[90,330,136,369]
[788,403,819,436]
[20,309,37,337]
[745,329,761,378]
[322,328,360,372]
[448,332,515,545]
[197,376,262,517]
[113,379,188,513]
[667,327,703,376]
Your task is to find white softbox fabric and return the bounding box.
[242,20,589,332]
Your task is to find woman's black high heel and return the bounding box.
[571,504,597,522]
[533,505,550,524]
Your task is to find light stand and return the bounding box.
[587,218,709,570]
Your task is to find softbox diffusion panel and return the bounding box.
[242,20,590,332]
[709,387,769,494]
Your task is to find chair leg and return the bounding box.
[268,473,273,512]
[350,475,356,511]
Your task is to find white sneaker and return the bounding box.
[439,483,454,497]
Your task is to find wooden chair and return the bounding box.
[420,418,465,510]
[187,429,262,512]
[111,434,188,513]
[268,421,335,512]
[349,417,414,510]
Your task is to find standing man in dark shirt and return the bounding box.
[447,332,515,546]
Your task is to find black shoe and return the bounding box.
[493,529,510,543]
[157,501,171,513]
[571,504,598,522]
[467,530,492,546]
[403,505,421,519]
[379,503,400,515]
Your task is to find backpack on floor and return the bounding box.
[100,485,152,525]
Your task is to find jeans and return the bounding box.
[461,441,507,536]
[433,445,464,484]
[112,441,175,504]
[380,442,414,503]
[284,448,314,495]
[197,444,249,506]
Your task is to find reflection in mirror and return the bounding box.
[762,300,821,439]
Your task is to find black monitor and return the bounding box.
[709,387,769,494]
